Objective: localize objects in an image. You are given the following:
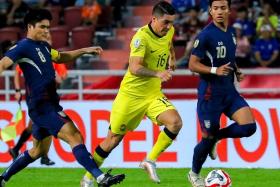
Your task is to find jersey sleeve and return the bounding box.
[191,32,207,59]
[51,48,60,62]
[130,32,147,57]
[4,44,23,63]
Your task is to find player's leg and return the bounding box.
[58,120,125,186]
[188,99,222,187]
[209,95,256,161]
[81,129,124,187]
[81,93,144,187]
[140,95,182,183]
[9,119,33,159]
[216,95,256,140]
[1,136,51,185]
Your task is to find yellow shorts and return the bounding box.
[110,92,176,135]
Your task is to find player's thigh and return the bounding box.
[31,110,72,139]
[225,95,255,124]
[110,93,147,135]
[197,98,223,136]
[57,121,83,145]
[146,93,177,125]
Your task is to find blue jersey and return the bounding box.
[191,22,237,98]
[5,38,62,112]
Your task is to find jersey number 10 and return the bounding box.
[216,46,226,58]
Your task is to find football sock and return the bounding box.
[1,150,35,181]
[216,122,257,140]
[192,138,216,174]
[72,144,102,178]
[147,127,177,161]
[85,145,110,180]
[13,129,32,152]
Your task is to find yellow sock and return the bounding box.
[84,151,106,180]
[147,130,173,161]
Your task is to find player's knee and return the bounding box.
[73,131,84,143]
[242,122,257,137]
[168,116,182,133]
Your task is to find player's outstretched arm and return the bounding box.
[189,55,233,76]
[0,57,13,74]
[55,46,103,63]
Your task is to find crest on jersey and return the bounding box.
[194,39,199,48]
[204,120,211,129]
[134,39,141,48]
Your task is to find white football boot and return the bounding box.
[80,176,94,187]
[188,170,205,187]
[139,159,160,183]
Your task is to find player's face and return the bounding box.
[153,14,176,36]
[209,0,230,24]
[27,19,50,42]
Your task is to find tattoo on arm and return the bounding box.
[135,67,157,77]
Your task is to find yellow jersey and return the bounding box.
[119,24,174,97]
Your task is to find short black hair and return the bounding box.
[152,1,176,17]
[209,0,231,7]
[24,9,52,28]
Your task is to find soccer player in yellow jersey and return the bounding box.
[80,1,183,186]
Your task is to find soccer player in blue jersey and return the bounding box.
[0,9,124,187]
[187,1,257,187]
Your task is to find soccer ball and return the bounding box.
[205,169,232,187]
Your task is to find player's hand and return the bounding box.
[15,92,22,103]
[168,64,175,71]
[216,62,233,76]
[156,70,172,82]
[84,46,103,55]
[168,58,176,71]
[235,69,244,82]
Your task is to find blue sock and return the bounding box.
[192,138,216,174]
[217,122,257,140]
[2,150,35,181]
[72,144,103,178]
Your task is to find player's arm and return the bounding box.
[14,68,22,102]
[54,46,103,63]
[189,55,233,76]
[0,57,13,74]
[233,63,244,82]
[168,42,176,71]
[129,56,172,82]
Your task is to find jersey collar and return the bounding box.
[148,23,163,38]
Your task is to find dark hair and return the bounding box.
[209,0,231,7]
[152,1,176,17]
[24,9,52,28]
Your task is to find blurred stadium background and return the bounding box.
[1,0,280,186]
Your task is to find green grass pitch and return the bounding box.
[1,168,280,187]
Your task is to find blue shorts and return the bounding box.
[29,109,71,140]
[197,92,249,136]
